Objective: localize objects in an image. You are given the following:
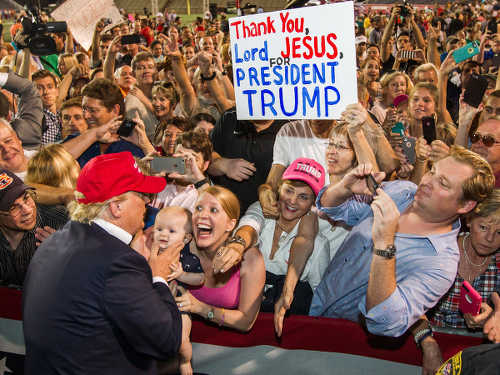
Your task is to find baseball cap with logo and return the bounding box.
[76,152,166,204]
[282,158,325,196]
[0,170,32,212]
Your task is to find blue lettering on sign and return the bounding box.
[242,89,257,115]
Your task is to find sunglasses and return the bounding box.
[471,132,500,147]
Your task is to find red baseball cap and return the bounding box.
[76,152,166,204]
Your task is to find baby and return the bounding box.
[153,206,204,375]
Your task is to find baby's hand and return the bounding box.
[167,261,184,282]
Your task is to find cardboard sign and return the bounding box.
[51,0,123,51]
[229,2,357,120]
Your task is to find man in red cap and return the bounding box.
[23,151,183,375]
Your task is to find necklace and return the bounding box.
[462,233,489,267]
[276,219,291,234]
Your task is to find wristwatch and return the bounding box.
[194,178,209,189]
[207,308,215,320]
[227,235,247,249]
[373,244,397,259]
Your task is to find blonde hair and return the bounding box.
[200,186,240,221]
[449,146,495,203]
[68,192,128,224]
[380,71,413,102]
[58,53,78,73]
[414,63,439,83]
[25,144,80,189]
[466,189,500,222]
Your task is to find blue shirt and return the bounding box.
[64,133,145,168]
[309,180,460,337]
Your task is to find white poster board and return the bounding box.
[51,0,123,51]
[229,1,357,120]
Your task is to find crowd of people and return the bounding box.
[0,0,500,374]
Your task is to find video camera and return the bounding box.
[20,1,67,56]
[398,0,411,20]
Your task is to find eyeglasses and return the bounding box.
[0,191,35,217]
[471,132,500,147]
[327,142,352,151]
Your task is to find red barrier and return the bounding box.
[1,287,485,366]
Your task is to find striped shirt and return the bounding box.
[430,252,500,329]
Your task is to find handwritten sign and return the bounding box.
[229,2,357,120]
[52,0,123,51]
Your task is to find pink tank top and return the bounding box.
[190,267,241,309]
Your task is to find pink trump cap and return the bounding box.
[282,158,325,196]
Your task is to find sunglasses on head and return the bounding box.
[471,132,500,147]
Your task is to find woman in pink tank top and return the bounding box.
[173,186,265,373]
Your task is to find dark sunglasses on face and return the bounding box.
[471,132,500,147]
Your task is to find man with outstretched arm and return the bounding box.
[310,146,494,337]
[23,151,183,374]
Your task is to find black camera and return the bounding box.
[398,0,410,18]
[117,119,137,137]
[20,2,67,56]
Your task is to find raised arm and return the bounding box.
[427,24,441,68]
[197,51,234,114]
[62,116,122,159]
[381,7,400,63]
[3,72,43,149]
[409,11,425,51]
[103,36,120,82]
[164,34,197,116]
[90,22,103,68]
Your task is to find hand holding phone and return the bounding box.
[117,119,137,137]
[121,34,141,45]
[452,41,480,64]
[463,73,488,108]
[459,281,482,316]
[422,116,437,145]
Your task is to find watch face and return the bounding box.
[207,310,214,320]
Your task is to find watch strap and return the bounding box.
[194,178,209,189]
[373,244,396,259]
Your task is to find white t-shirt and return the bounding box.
[150,183,198,213]
[238,201,330,290]
[15,149,38,182]
[272,120,330,185]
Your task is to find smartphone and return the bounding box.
[487,20,498,34]
[463,74,488,108]
[150,157,185,174]
[121,34,141,45]
[422,116,436,145]
[401,135,416,164]
[391,122,405,137]
[117,119,137,137]
[459,281,482,315]
[452,41,480,64]
[365,174,379,195]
